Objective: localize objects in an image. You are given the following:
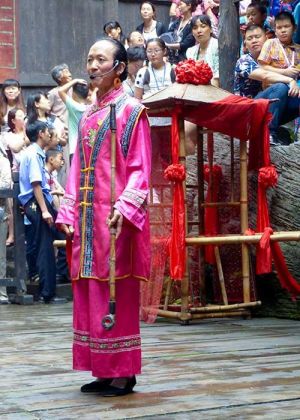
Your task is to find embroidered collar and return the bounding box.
[84,86,125,118]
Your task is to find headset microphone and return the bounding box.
[90,60,120,80]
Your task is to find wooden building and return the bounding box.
[0,0,170,94]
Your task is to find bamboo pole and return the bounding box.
[179,117,190,321]
[163,278,173,310]
[54,231,300,249]
[197,126,206,306]
[230,137,235,201]
[214,246,228,305]
[157,308,190,320]
[191,310,250,320]
[240,140,250,303]
[156,308,251,320]
[189,300,261,313]
[200,202,240,207]
[185,231,300,245]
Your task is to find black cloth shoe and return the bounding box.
[81,379,112,393]
[98,376,136,397]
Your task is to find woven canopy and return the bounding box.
[142,83,231,112]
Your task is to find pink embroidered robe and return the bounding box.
[56,87,151,378]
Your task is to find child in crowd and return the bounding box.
[246,2,274,36]
[45,127,60,151]
[18,121,62,303]
[58,79,88,163]
[45,149,65,211]
[123,47,147,96]
[127,31,145,48]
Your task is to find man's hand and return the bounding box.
[58,223,74,238]
[42,210,54,226]
[288,80,300,97]
[282,67,300,78]
[106,209,123,239]
[73,78,88,86]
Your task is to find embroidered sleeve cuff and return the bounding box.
[55,194,76,227]
[114,197,147,231]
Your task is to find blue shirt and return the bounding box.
[234,53,262,98]
[18,142,53,206]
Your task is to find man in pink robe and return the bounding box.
[56,38,151,396]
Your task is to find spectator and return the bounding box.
[103,21,127,46]
[201,0,219,37]
[258,11,300,75]
[48,64,72,185]
[58,79,89,162]
[27,92,68,186]
[169,0,202,21]
[48,64,72,127]
[0,143,12,304]
[45,149,65,211]
[163,0,197,64]
[136,2,167,42]
[135,38,174,203]
[245,2,274,37]
[127,31,145,48]
[234,24,300,145]
[135,38,175,101]
[27,92,66,144]
[186,14,219,86]
[5,108,30,172]
[18,121,57,303]
[46,127,60,151]
[0,79,25,135]
[123,47,147,96]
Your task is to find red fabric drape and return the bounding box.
[164,108,186,280]
[203,162,223,264]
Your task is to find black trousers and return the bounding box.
[24,197,61,301]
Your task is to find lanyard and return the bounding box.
[277,39,295,67]
[151,64,166,90]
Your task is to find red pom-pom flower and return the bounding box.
[258,165,278,189]
[164,163,186,182]
[175,59,213,85]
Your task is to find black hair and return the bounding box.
[94,37,128,82]
[26,120,48,143]
[7,108,24,132]
[127,46,147,62]
[26,92,49,124]
[140,2,157,20]
[191,14,212,29]
[245,23,266,35]
[181,0,198,13]
[73,82,89,99]
[146,37,167,50]
[103,21,126,45]
[275,11,296,27]
[46,148,62,162]
[0,79,24,118]
[247,2,267,16]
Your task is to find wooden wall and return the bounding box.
[0,0,170,95]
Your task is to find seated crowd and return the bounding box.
[0,0,300,304]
